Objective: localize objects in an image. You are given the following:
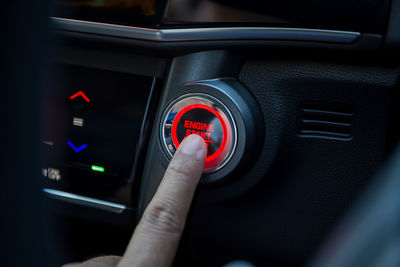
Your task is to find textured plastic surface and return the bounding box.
[139,52,399,265]
[187,60,399,266]
[385,0,400,52]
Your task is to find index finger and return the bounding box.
[118,134,207,267]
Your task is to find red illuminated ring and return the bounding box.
[171,104,228,163]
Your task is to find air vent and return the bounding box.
[298,102,354,140]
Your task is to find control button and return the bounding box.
[67,141,87,152]
[72,117,84,127]
[161,94,236,173]
[172,104,227,164]
[69,91,90,103]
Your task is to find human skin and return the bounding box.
[64,134,207,267]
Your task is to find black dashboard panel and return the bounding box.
[165,0,390,33]
[4,0,400,265]
[54,0,390,34]
[42,0,400,265]
[138,51,399,266]
[54,0,167,26]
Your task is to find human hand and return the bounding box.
[65,134,207,267]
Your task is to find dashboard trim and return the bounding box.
[43,188,126,214]
[52,17,361,44]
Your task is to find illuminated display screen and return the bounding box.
[54,0,167,26]
[42,64,153,199]
[54,0,388,33]
[164,0,388,33]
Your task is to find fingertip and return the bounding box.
[178,134,207,160]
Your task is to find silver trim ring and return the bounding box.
[160,93,237,174]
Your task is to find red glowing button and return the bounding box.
[171,104,228,165]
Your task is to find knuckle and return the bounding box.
[142,199,183,235]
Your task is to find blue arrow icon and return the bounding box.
[67,141,87,152]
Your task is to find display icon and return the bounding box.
[42,140,54,146]
[73,117,84,127]
[91,165,105,172]
[42,167,61,181]
[69,91,90,103]
[67,141,87,152]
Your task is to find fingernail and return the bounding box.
[180,134,206,159]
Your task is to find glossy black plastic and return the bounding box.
[165,0,389,33]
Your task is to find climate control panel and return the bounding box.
[42,64,155,203]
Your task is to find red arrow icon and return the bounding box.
[70,91,90,103]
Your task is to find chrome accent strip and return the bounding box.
[52,17,361,44]
[43,188,126,214]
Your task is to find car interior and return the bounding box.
[2,0,400,266]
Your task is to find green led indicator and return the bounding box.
[91,165,105,172]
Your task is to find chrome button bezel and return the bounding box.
[160,93,237,173]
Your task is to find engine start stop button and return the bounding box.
[172,104,227,162]
[161,94,236,173]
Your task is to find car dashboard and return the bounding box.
[38,0,400,266]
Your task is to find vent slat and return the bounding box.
[302,119,352,127]
[303,103,353,114]
[300,130,351,137]
[298,102,353,140]
[303,108,353,117]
